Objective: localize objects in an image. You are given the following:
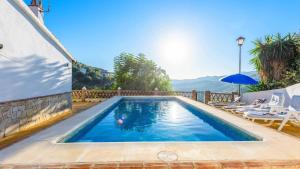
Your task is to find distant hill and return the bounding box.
[172,71,259,93]
[72,62,114,90]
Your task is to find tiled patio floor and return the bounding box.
[1,160,300,169]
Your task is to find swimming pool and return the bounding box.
[62,97,260,142]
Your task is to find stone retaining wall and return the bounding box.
[0,93,72,138]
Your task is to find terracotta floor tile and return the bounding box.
[0,165,13,169]
[268,166,299,169]
[193,162,220,169]
[0,165,12,169]
[292,160,300,168]
[243,161,269,169]
[10,165,39,169]
[220,161,246,169]
[35,163,65,169]
[65,163,92,169]
[118,163,143,169]
[268,160,299,169]
[92,163,117,169]
[143,163,168,169]
[169,162,194,169]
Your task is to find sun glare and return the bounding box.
[156,30,198,79]
[158,31,195,64]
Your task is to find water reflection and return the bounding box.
[64,99,258,142]
[114,100,169,132]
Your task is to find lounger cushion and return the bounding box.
[245,112,287,119]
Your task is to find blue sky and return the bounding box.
[26,0,300,79]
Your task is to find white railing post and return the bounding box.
[81,86,87,102]
[154,87,159,95]
[117,87,122,96]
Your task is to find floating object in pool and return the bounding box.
[121,114,127,120]
[117,119,123,124]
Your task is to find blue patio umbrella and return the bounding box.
[220,73,258,95]
[219,73,258,85]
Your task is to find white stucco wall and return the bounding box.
[0,0,73,102]
[241,83,300,107]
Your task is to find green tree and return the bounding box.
[248,33,300,91]
[72,62,114,90]
[114,53,172,91]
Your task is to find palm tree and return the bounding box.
[250,33,300,83]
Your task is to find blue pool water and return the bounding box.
[63,98,260,142]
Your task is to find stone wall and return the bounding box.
[0,93,72,138]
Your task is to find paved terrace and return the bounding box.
[0,96,300,166]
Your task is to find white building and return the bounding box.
[0,0,74,137]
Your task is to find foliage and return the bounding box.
[72,62,114,90]
[246,81,276,92]
[113,53,172,91]
[248,33,300,92]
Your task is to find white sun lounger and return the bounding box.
[278,96,300,131]
[243,95,300,131]
[236,92,285,113]
[231,102,264,111]
[223,96,266,110]
[222,96,245,109]
[243,111,287,122]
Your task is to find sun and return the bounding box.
[158,31,194,65]
[155,29,198,78]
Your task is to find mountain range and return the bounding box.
[171,71,259,93]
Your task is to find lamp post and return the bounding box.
[236,36,245,95]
